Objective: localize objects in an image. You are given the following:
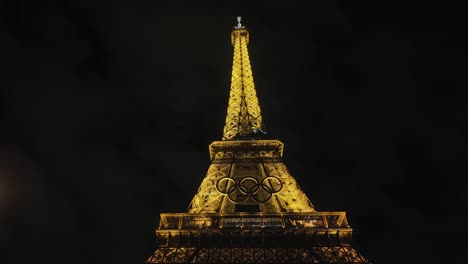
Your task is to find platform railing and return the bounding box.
[159,212,350,230]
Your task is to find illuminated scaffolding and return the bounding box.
[146,17,372,264]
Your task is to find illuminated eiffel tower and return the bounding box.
[146,17,372,264]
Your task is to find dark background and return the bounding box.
[1,1,467,264]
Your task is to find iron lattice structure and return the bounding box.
[146,17,372,264]
[223,23,262,140]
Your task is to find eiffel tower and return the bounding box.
[146,17,372,264]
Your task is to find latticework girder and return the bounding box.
[188,140,315,213]
[147,247,370,263]
[223,25,262,140]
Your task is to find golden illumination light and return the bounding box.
[145,17,372,264]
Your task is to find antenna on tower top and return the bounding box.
[236,16,242,29]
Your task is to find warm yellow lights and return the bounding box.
[145,18,372,264]
[159,212,350,230]
[188,139,315,213]
[223,28,262,140]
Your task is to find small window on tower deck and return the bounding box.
[234,204,260,212]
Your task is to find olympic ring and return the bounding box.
[228,191,249,203]
[216,177,237,194]
[262,176,282,193]
[239,177,260,195]
[215,176,283,203]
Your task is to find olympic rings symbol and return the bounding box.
[216,176,283,203]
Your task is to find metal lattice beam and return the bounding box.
[147,247,371,263]
[223,26,262,140]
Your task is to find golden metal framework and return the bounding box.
[188,139,315,213]
[223,19,262,140]
[146,17,372,264]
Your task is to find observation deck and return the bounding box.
[159,212,349,230]
[155,212,354,248]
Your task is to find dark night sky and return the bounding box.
[1,1,467,264]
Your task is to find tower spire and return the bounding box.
[222,17,263,140]
[236,16,242,29]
